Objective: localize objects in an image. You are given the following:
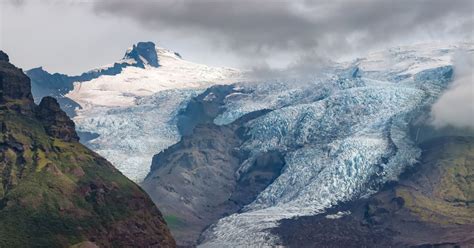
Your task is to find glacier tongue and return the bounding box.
[243,84,426,211]
[201,84,427,247]
[199,43,471,247]
[74,89,200,182]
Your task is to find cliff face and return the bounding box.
[272,136,474,247]
[0,51,35,114]
[36,96,80,142]
[0,51,175,247]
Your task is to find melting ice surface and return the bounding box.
[199,43,472,247]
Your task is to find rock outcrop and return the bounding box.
[0,55,35,114]
[36,96,80,142]
[0,51,9,62]
[0,51,176,247]
[124,41,160,68]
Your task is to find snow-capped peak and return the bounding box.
[123,41,160,67]
[63,41,242,181]
[66,41,242,109]
[121,41,184,68]
[155,45,183,60]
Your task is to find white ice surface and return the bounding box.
[74,89,200,182]
[67,46,242,109]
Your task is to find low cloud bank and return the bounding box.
[93,0,474,67]
[431,51,474,129]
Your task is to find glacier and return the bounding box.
[66,45,241,109]
[198,42,472,247]
[63,43,243,182]
[73,89,200,181]
[32,41,472,246]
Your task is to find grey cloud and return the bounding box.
[93,0,474,62]
[5,0,25,6]
[3,0,473,74]
[431,51,474,129]
[94,0,318,55]
[246,50,332,81]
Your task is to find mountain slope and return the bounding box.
[65,42,241,109]
[141,86,281,246]
[272,136,474,247]
[0,51,175,247]
[28,41,242,182]
[26,41,163,104]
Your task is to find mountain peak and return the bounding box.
[36,96,80,142]
[0,51,9,62]
[0,51,35,113]
[123,41,159,67]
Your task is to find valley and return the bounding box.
[25,41,474,247]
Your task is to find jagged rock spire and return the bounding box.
[123,41,160,67]
[0,51,9,62]
[0,51,79,141]
[36,96,79,142]
[0,50,35,113]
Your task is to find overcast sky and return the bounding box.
[1,0,473,74]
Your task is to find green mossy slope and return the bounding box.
[0,51,175,247]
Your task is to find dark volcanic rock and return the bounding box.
[27,66,75,100]
[176,85,235,136]
[0,51,176,248]
[272,136,474,248]
[36,96,79,142]
[229,151,285,206]
[142,87,282,247]
[0,51,35,113]
[124,41,160,68]
[0,51,9,62]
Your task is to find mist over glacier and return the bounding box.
[198,43,472,247]
[431,51,474,129]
